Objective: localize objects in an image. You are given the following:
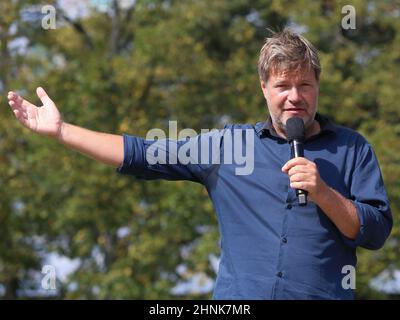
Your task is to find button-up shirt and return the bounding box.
[117,114,392,299]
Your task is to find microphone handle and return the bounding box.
[291,140,308,206]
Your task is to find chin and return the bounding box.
[283,115,307,124]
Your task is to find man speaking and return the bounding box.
[7,29,392,299]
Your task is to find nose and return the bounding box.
[288,87,301,104]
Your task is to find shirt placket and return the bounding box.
[272,145,297,299]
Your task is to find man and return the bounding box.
[7,29,392,299]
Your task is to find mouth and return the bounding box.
[284,108,305,113]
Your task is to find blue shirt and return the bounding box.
[116,114,392,300]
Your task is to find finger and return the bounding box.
[7,91,16,100]
[36,87,54,105]
[8,91,17,98]
[8,91,23,106]
[282,157,308,172]
[10,104,29,126]
[287,165,310,176]
[12,108,23,120]
[8,98,21,111]
[290,181,307,190]
[8,92,34,111]
[8,97,27,115]
[289,172,309,183]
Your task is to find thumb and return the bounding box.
[36,87,54,105]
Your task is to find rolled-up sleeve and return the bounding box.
[342,143,392,250]
[116,131,224,183]
[117,134,147,176]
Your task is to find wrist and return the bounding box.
[56,121,66,142]
[313,181,331,205]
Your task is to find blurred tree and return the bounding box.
[0,0,53,299]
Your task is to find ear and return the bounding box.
[260,80,268,98]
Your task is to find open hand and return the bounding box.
[8,87,63,138]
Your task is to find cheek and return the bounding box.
[305,90,318,104]
[269,90,287,102]
[275,92,288,106]
[266,90,288,111]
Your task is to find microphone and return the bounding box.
[286,117,308,206]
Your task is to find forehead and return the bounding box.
[269,66,316,83]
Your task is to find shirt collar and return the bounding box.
[255,113,337,140]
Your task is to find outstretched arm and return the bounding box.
[8,87,124,167]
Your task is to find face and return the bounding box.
[260,67,319,136]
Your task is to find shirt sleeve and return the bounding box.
[342,141,393,250]
[115,129,226,184]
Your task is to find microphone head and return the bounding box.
[286,117,305,142]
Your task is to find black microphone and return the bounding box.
[286,117,308,206]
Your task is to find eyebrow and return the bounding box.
[273,79,312,85]
[273,80,289,85]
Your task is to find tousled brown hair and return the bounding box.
[258,28,321,82]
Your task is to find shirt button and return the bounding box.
[286,204,292,210]
[276,271,283,278]
[282,237,287,244]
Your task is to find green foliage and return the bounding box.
[0,0,399,299]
